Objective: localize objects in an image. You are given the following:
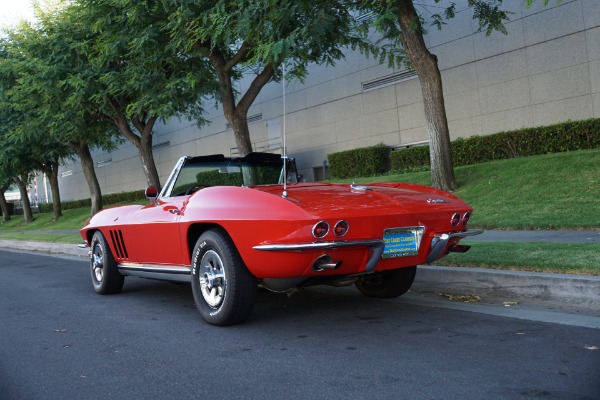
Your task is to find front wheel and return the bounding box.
[89,231,124,295]
[191,229,257,326]
[355,266,416,299]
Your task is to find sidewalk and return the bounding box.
[467,229,600,243]
[0,239,89,257]
[1,229,599,312]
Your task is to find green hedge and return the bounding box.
[38,189,146,213]
[391,118,600,171]
[196,169,244,187]
[328,144,392,179]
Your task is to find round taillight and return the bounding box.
[333,220,349,237]
[451,212,461,227]
[462,212,471,226]
[312,221,330,238]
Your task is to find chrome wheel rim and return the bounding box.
[198,250,226,308]
[91,244,104,283]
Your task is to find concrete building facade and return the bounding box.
[58,0,600,200]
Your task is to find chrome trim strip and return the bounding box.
[159,156,189,198]
[254,239,385,273]
[118,263,191,274]
[118,263,192,282]
[253,239,384,252]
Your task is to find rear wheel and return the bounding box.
[89,231,124,294]
[191,229,257,326]
[355,266,416,299]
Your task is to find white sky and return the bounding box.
[0,0,36,29]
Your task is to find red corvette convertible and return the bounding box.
[80,152,482,325]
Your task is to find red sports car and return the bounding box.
[80,152,482,325]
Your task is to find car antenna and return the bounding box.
[281,61,288,198]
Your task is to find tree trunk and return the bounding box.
[139,131,161,189]
[46,161,62,221]
[32,159,62,221]
[70,142,103,215]
[396,0,456,191]
[13,174,34,223]
[120,120,160,189]
[230,113,253,156]
[108,99,162,189]
[207,46,275,156]
[0,181,11,222]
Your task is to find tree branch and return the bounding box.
[225,40,251,71]
[106,96,141,147]
[236,62,275,116]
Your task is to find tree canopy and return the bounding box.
[166,0,373,156]
[72,0,217,189]
[0,0,559,214]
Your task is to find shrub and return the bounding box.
[391,118,600,171]
[103,190,146,205]
[329,144,392,179]
[38,190,146,213]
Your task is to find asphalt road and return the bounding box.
[1,250,599,400]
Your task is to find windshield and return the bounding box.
[167,154,297,197]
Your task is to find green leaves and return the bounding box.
[470,0,510,36]
[328,144,392,179]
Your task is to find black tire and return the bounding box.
[89,231,124,295]
[191,229,257,326]
[355,266,417,299]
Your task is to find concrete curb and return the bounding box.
[0,239,89,258]
[414,266,600,309]
[1,240,599,310]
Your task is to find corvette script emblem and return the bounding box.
[427,198,448,204]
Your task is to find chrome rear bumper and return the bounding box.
[426,229,484,263]
[253,239,385,272]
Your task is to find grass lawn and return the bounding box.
[1,149,599,275]
[0,232,82,243]
[436,242,600,276]
[0,207,91,232]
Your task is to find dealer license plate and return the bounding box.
[382,227,424,259]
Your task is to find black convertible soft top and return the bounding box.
[187,152,283,165]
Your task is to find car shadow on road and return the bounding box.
[114,277,425,328]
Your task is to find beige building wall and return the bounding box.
[59,0,600,199]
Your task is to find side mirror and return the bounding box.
[145,186,159,205]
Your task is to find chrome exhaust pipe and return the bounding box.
[312,254,342,272]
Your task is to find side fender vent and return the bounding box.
[109,230,129,259]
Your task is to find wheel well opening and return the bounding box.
[85,229,97,245]
[187,223,226,259]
